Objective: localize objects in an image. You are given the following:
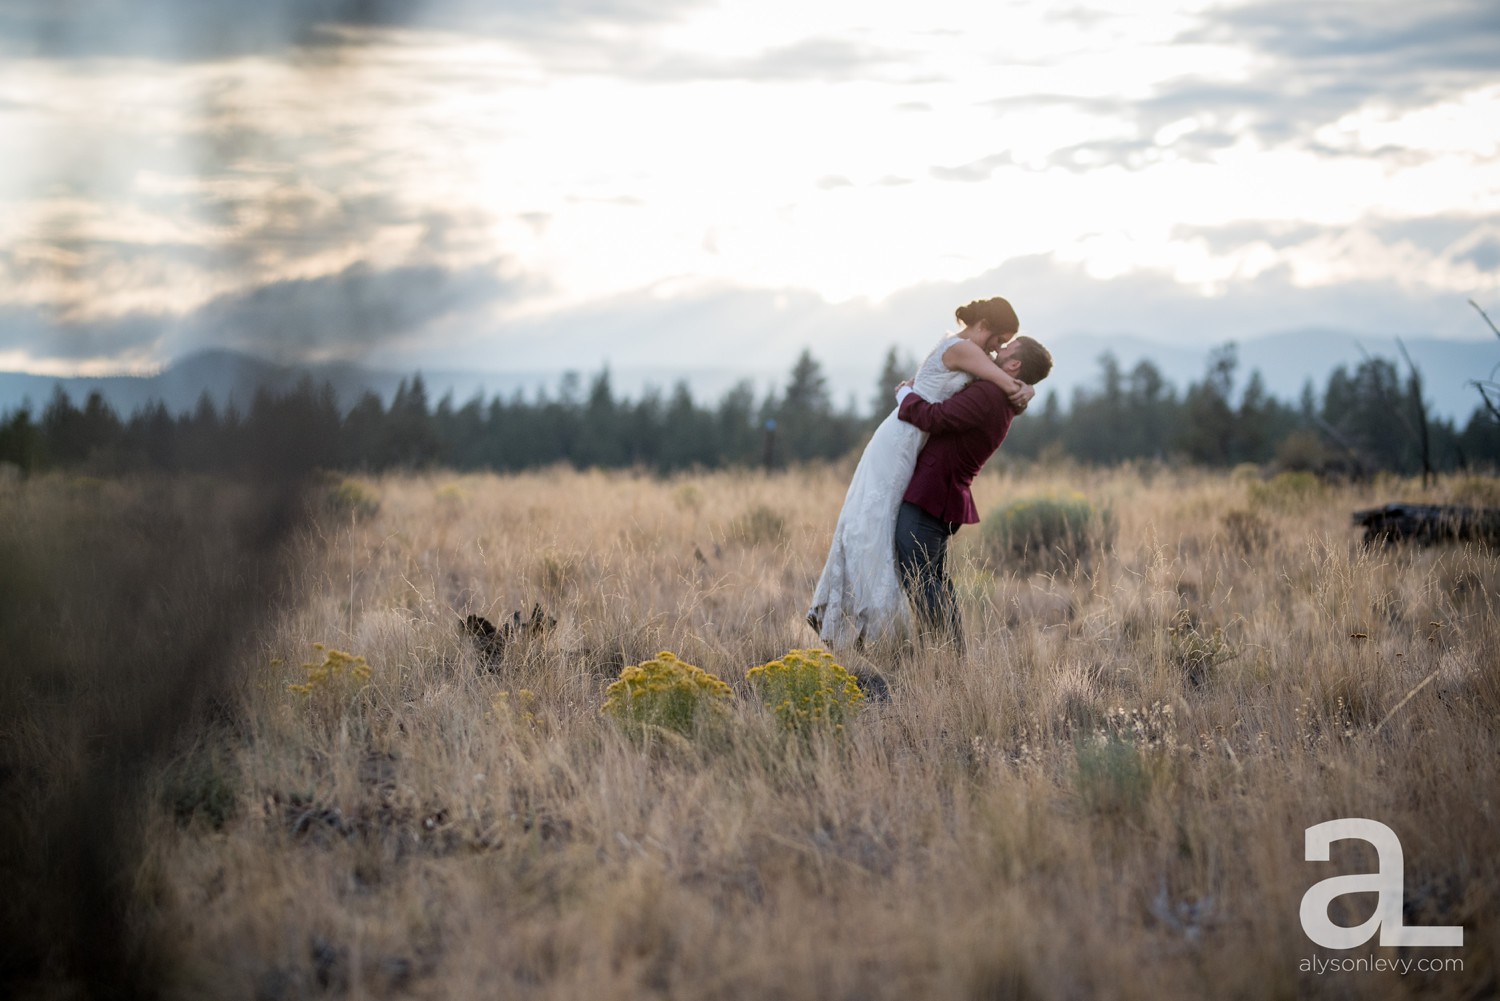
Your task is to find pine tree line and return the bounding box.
[1005,345,1500,473]
[2,345,1498,477]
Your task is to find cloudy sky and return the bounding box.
[1,0,1497,390]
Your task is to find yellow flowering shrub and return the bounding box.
[491,689,540,730]
[1247,470,1324,512]
[602,652,732,737]
[287,643,371,696]
[725,505,786,546]
[326,478,380,521]
[746,648,864,737]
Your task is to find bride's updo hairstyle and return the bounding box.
[955,297,1019,338]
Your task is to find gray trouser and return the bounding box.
[894,501,963,653]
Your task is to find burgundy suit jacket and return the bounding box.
[897,381,1016,526]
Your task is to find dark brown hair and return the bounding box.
[954,296,1019,338]
[1008,335,1053,385]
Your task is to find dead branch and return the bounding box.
[1471,299,1500,341]
[1395,337,1432,487]
[1474,380,1500,423]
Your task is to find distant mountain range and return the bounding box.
[0,350,504,421]
[0,350,800,419]
[1,330,1494,424]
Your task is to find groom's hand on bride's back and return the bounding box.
[896,378,1031,413]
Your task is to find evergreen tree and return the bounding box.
[624,387,665,468]
[1125,359,1173,460]
[777,349,834,462]
[481,397,510,469]
[661,381,709,470]
[384,375,439,468]
[1063,353,1130,463]
[575,369,622,467]
[716,380,760,466]
[449,396,489,470]
[1177,344,1238,465]
[1236,370,1273,463]
[178,391,222,472]
[1459,406,1500,467]
[1004,389,1063,459]
[42,386,86,465]
[243,377,340,475]
[131,400,178,470]
[532,380,582,467]
[1322,357,1410,471]
[342,391,386,470]
[0,407,40,474]
[871,346,916,423]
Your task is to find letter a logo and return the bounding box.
[1300,819,1462,948]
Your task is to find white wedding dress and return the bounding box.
[807,335,974,649]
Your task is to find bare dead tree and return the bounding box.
[1309,412,1369,479]
[1395,337,1433,488]
[1470,299,1500,423]
[1353,339,1430,483]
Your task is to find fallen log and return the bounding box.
[1352,503,1500,547]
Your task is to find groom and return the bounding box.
[893,335,1053,653]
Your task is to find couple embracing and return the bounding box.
[806,296,1053,656]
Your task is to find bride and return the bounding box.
[806,297,1033,650]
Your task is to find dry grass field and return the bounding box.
[4,462,1499,1000]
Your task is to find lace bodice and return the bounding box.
[911,335,973,402]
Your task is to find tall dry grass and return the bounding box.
[6,463,1498,999]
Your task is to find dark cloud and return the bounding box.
[1041,6,1117,29]
[1367,215,1500,258]
[177,261,522,361]
[2,260,520,364]
[0,0,406,60]
[978,2,1499,171]
[1460,240,1500,272]
[561,35,908,83]
[3,239,222,297]
[930,152,1016,182]
[0,0,706,61]
[0,304,162,360]
[1044,139,1156,173]
[177,93,452,269]
[1169,221,1326,253]
[1182,0,1500,143]
[730,37,902,82]
[1197,0,1500,69]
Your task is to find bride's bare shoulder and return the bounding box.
[940,337,986,371]
[918,333,963,368]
